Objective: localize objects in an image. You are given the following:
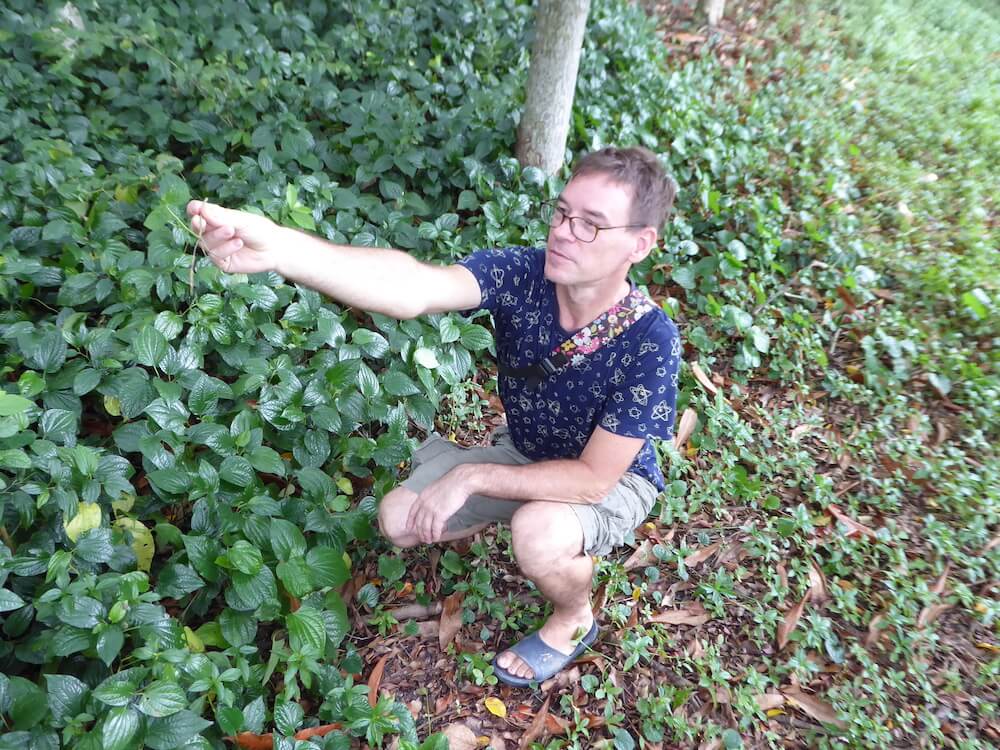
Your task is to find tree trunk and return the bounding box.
[515,0,591,175]
[705,0,725,26]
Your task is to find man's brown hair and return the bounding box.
[570,146,676,232]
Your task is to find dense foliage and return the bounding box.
[1,0,996,748]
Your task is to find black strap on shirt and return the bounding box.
[498,288,655,388]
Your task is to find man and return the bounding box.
[188,146,680,686]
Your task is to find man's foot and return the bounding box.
[493,617,597,686]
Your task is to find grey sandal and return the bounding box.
[493,621,599,687]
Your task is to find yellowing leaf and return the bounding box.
[336,477,353,495]
[111,494,136,514]
[103,395,122,416]
[766,709,786,717]
[484,697,507,718]
[64,501,102,542]
[115,517,155,572]
[184,626,205,652]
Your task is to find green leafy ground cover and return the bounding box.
[0,0,996,748]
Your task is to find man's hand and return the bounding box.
[405,469,472,544]
[187,200,282,275]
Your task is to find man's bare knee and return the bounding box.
[378,487,419,548]
[511,501,583,577]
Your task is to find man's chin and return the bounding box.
[543,259,568,284]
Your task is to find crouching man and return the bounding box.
[189,146,680,686]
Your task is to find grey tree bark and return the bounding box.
[515,0,591,175]
[705,0,726,26]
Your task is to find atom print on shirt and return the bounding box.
[460,246,681,491]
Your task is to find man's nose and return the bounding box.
[551,216,576,243]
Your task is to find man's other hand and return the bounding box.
[187,200,281,275]
[405,470,471,544]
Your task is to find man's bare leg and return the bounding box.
[378,486,487,548]
[496,501,594,681]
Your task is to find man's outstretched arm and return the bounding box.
[187,200,481,319]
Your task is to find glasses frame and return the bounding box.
[541,200,647,244]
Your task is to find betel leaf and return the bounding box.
[286,607,326,655]
[144,710,213,750]
[242,696,266,735]
[276,557,314,598]
[226,565,278,611]
[132,327,169,367]
[138,680,188,718]
[45,674,89,726]
[96,625,125,667]
[41,409,77,444]
[0,393,35,416]
[227,540,264,575]
[8,676,48,730]
[459,324,493,350]
[323,591,351,649]
[219,456,255,487]
[147,468,192,495]
[249,446,285,476]
[0,588,26,612]
[351,328,389,358]
[307,546,350,588]
[381,370,421,396]
[274,700,304,737]
[219,608,257,647]
[270,518,307,561]
[102,705,142,750]
[75,528,114,564]
[377,555,406,583]
[413,347,439,368]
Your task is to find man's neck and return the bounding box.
[554,276,631,332]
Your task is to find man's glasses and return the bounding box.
[540,200,645,243]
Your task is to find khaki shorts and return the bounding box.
[400,429,659,557]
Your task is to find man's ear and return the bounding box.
[628,227,658,264]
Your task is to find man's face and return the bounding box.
[543,172,647,287]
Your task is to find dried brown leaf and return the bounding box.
[673,408,698,450]
[984,533,1000,554]
[545,713,570,735]
[865,610,887,648]
[517,695,551,750]
[623,539,657,571]
[439,591,464,650]
[753,692,786,711]
[690,362,719,396]
[368,654,389,708]
[917,603,953,628]
[441,723,478,750]
[648,603,711,627]
[791,423,814,441]
[931,562,951,596]
[541,666,580,692]
[684,540,723,568]
[390,602,442,621]
[781,686,848,729]
[672,32,706,44]
[777,594,809,650]
[591,580,608,615]
[808,561,829,603]
[827,504,879,540]
[933,421,949,448]
[415,620,439,639]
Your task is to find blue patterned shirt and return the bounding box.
[459,246,681,491]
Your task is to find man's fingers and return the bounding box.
[206,238,243,265]
[200,225,235,250]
